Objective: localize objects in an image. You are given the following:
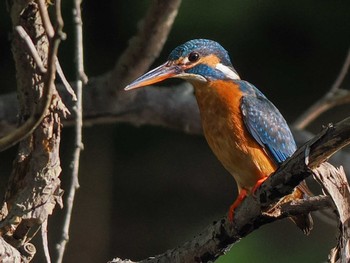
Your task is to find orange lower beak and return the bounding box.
[125,62,181,91]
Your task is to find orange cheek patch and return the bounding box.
[178,54,220,68]
[199,54,220,67]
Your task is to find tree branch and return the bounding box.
[109,116,350,262]
[0,23,55,152]
[2,1,348,262]
[0,80,201,137]
[0,0,185,138]
[109,196,332,263]
[293,47,350,130]
[109,0,182,91]
[313,163,350,263]
[0,0,65,261]
[110,191,337,263]
[55,0,84,262]
[14,25,47,74]
[1,79,350,176]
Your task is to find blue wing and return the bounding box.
[239,82,297,164]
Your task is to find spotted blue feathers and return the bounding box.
[239,81,297,164]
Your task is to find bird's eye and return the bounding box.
[188,52,200,62]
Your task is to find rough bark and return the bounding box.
[0,1,64,261]
[108,117,350,263]
[313,164,350,263]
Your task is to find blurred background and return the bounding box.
[1,1,350,262]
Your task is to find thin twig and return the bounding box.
[37,0,55,38]
[293,47,350,130]
[330,47,350,93]
[41,219,51,263]
[55,58,77,101]
[54,0,66,40]
[15,26,47,73]
[55,0,84,262]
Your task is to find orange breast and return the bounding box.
[193,80,277,193]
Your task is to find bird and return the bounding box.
[125,39,313,234]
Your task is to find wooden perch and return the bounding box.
[109,117,350,263]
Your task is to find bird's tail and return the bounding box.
[291,181,314,235]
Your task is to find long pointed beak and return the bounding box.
[125,62,182,91]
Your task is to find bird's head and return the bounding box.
[125,39,240,90]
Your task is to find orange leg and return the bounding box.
[228,189,247,221]
[228,177,269,221]
[252,177,268,193]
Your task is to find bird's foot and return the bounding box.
[228,189,247,221]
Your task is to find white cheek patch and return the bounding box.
[215,63,240,80]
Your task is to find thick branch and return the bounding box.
[109,117,350,262]
[0,80,200,137]
[109,195,332,263]
[0,1,65,261]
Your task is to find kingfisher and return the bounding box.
[125,39,313,234]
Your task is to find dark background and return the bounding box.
[1,1,350,262]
